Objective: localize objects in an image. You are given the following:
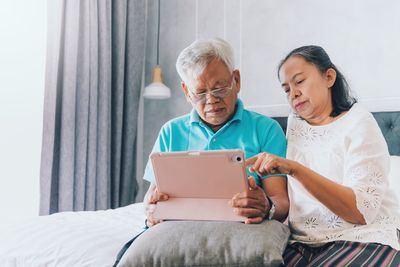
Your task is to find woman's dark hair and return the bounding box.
[278,45,357,117]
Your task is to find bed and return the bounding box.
[0,111,399,267]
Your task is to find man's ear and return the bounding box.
[181,81,189,94]
[181,82,191,102]
[325,68,337,89]
[233,69,241,93]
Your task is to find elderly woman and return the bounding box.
[247,46,400,266]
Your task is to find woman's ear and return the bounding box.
[325,68,337,88]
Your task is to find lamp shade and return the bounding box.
[143,65,171,99]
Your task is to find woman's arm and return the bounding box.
[289,161,366,224]
[246,154,366,225]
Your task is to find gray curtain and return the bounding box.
[40,0,146,215]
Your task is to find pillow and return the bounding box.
[389,156,400,194]
[118,220,289,267]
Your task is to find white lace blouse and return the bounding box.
[286,103,400,250]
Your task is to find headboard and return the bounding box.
[273,111,400,156]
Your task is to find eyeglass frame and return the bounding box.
[187,76,236,104]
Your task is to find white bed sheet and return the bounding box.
[0,203,145,267]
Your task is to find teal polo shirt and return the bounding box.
[143,99,287,185]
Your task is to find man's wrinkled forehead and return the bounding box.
[184,61,208,90]
[185,58,230,90]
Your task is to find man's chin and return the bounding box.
[205,118,228,127]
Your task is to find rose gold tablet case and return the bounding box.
[151,150,248,222]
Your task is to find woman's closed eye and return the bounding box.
[295,79,305,85]
[283,87,290,94]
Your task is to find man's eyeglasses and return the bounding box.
[188,79,235,104]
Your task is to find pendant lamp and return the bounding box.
[143,0,171,99]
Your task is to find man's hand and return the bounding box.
[229,177,271,224]
[143,183,169,227]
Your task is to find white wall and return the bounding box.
[0,1,46,227]
[200,0,400,116]
[239,0,400,116]
[148,0,400,119]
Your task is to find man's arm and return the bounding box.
[262,175,289,222]
[229,176,289,223]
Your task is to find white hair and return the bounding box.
[176,38,235,89]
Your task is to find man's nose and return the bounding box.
[205,91,220,104]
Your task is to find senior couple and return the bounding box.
[143,38,400,265]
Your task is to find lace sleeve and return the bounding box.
[342,115,390,224]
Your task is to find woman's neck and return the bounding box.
[307,110,346,126]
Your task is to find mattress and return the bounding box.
[0,203,145,267]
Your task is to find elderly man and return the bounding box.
[143,38,288,227]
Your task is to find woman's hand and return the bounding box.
[229,177,271,224]
[143,183,169,227]
[245,152,297,177]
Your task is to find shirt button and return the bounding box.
[213,138,216,142]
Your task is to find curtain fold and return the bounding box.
[40,0,146,215]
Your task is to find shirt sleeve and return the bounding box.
[342,114,390,224]
[143,123,171,183]
[263,120,287,158]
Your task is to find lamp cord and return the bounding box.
[157,0,160,65]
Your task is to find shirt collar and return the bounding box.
[189,99,244,125]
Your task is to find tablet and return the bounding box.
[150,149,249,222]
